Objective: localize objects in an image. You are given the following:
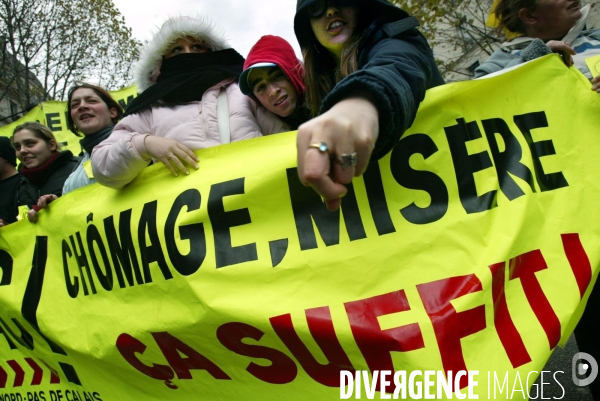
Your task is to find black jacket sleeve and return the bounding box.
[40,156,80,198]
[16,154,80,209]
[16,179,38,210]
[320,27,444,160]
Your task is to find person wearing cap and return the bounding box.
[293,0,444,211]
[91,16,288,189]
[239,35,309,130]
[0,136,21,226]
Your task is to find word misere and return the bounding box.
[115,234,592,391]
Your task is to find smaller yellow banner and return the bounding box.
[0,85,138,154]
[585,54,600,77]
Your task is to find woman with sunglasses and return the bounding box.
[294,0,444,210]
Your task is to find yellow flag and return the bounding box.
[486,0,519,39]
[0,85,139,154]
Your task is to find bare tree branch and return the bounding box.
[0,0,140,118]
[393,0,505,81]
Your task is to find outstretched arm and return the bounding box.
[296,30,441,210]
[297,98,378,211]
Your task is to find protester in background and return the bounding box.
[474,0,600,93]
[475,2,600,398]
[0,137,20,226]
[239,35,308,129]
[294,0,444,210]
[12,122,79,223]
[91,15,288,189]
[63,83,123,193]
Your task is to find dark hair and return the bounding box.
[66,83,123,136]
[302,5,368,117]
[12,121,61,151]
[494,0,537,35]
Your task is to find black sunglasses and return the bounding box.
[306,0,357,19]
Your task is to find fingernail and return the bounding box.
[185,171,190,175]
[194,164,199,169]
[175,173,179,177]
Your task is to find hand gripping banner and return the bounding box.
[0,56,599,400]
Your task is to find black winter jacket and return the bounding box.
[294,0,444,159]
[0,173,21,224]
[17,150,80,209]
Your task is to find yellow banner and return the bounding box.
[0,85,138,154]
[0,56,599,400]
[586,54,600,78]
[486,0,518,40]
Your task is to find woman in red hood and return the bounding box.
[239,35,309,130]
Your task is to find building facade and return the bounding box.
[431,1,600,82]
[0,39,46,127]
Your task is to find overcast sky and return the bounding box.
[111,0,302,59]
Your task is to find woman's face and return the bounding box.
[164,36,209,59]
[529,0,581,39]
[70,88,117,136]
[309,1,358,60]
[13,129,56,169]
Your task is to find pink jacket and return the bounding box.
[91,80,288,188]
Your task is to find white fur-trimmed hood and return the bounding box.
[134,15,230,91]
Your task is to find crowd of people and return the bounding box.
[1,0,599,223]
[0,0,599,397]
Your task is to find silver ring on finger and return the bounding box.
[337,152,358,170]
[167,154,174,160]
